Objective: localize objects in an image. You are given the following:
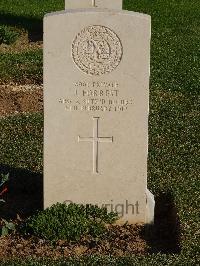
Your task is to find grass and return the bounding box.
[0,0,64,27]
[0,254,199,266]
[0,0,200,264]
[0,51,42,84]
[0,113,43,172]
[125,0,200,95]
[148,90,199,256]
[0,26,19,45]
[0,0,199,92]
[0,0,64,84]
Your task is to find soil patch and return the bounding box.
[0,224,147,260]
[0,84,43,117]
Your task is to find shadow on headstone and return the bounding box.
[142,190,181,254]
[0,164,43,219]
[0,13,43,42]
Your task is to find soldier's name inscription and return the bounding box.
[59,81,134,112]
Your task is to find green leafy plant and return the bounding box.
[0,26,19,45]
[20,203,118,242]
[1,219,15,237]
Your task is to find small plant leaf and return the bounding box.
[6,222,15,230]
[2,226,9,237]
[0,173,9,187]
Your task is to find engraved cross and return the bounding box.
[78,117,113,174]
[92,0,97,7]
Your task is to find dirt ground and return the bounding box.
[0,84,43,117]
[0,224,147,260]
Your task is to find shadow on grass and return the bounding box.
[143,191,181,254]
[0,164,43,219]
[0,13,43,41]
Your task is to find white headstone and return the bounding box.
[65,0,122,10]
[44,4,154,224]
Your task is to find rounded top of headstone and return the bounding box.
[72,25,123,76]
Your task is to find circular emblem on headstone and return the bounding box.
[72,25,123,76]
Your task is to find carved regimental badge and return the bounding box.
[72,25,123,76]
